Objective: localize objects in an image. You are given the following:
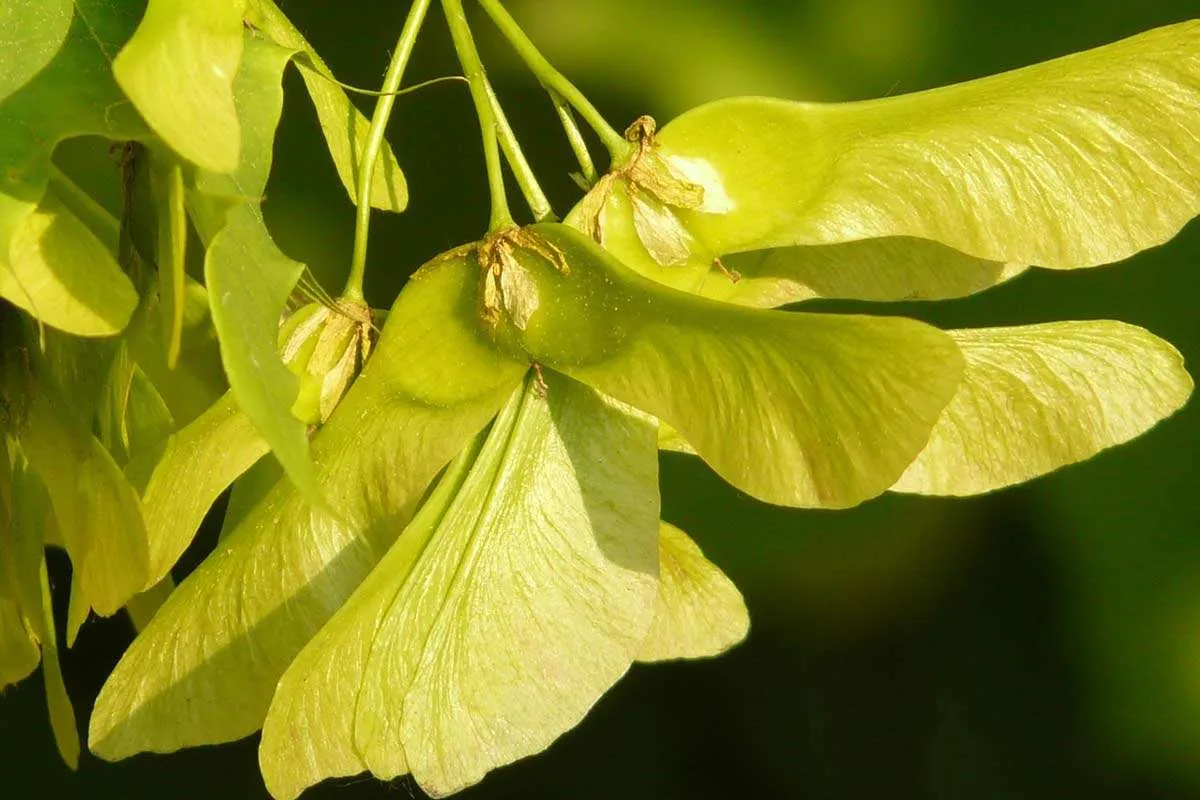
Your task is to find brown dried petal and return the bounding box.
[631,190,696,267]
[499,261,541,331]
[629,152,706,211]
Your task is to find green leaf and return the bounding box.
[203,205,311,495]
[0,185,138,337]
[150,152,188,367]
[512,225,964,509]
[0,440,41,689]
[260,373,660,799]
[114,0,246,173]
[0,0,73,102]
[637,522,748,662]
[139,391,268,588]
[29,169,222,424]
[657,21,1200,269]
[244,0,409,212]
[718,239,1029,307]
[0,601,37,688]
[98,344,176,480]
[2,447,49,640]
[1,440,79,767]
[89,254,527,760]
[38,559,80,769]
[891,321,1194,496]
[15,372,149,617]
[186,30,288,220]
[0,440,16,590]
[127,279,228,428]
[119,365,177,486]
[0,0,150,302]
[188,33,315,499]
[256,426,486,800]
[65,568,89,647]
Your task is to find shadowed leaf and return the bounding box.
[261,373,659,799]
[89,253,526,760]
[188,34,314,499]
[0,0,149,325]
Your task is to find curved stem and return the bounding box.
[551,92,597,184]
[485,77,554,222]
[475,0,630,163]
[343,0,432,302]
[296,60,466,97]
[443,0,514,234]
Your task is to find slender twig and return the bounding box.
[443,0,514,233]
[484,77,554,222]
[343,0,433,302]
[551,91,597,184]
[476,0,630,163]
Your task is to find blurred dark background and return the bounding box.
[4,0,1199,797]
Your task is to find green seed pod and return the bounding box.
[278,300,375,425]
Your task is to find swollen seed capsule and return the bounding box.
[278,300,375,425]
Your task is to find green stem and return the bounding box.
[343,0,432,302]
[485,77,554,222]
[476,0,630,163]
[551,91,597,184]
[443,0,514,233]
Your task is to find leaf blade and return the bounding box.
[244,0,409,211]
[717,238,1029,307]
[892,321,1194,496]
[89,255,526,760]
[203,204,311,495]
[187,33,315,498]
[150,152,188,367]
[38,559,80,770]
[113,0,245,172]
[261,374,660,798]
[659,21,1200,269]
[378,376,659,795]
[0,0,73,103]
[0,1,149,332]
[17,389,149,617]
[519,225,964,509]
[637,521,748,662]
[1,187,138,337]
[139,391,268,587]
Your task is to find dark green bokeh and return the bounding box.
[5,0,1199,797]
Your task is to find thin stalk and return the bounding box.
[343,0,432,302]
[297,63,467,97]
[551,91,597,184]
[485,77,554,222]
[476,0,630,162]
[443,0,514,233]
